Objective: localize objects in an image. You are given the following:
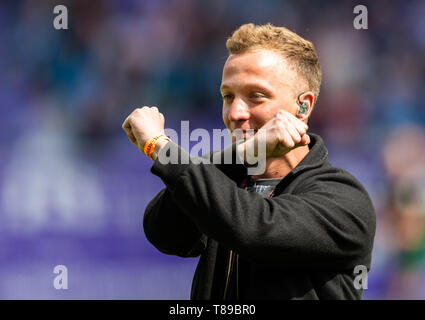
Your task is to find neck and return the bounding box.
[251,145,309,179]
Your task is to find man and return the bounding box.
[122,23,376,299]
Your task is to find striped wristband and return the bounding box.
[143,134,171,160]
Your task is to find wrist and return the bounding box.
[142,133,170,160]
[151,136,171,161]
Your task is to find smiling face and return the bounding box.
[221,49,305,139]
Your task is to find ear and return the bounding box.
[296,91,315,121]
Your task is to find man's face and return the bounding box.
[221,49,302,139]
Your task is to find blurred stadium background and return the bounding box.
[0,0,425,299]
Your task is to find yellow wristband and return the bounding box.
[143,134,171,160]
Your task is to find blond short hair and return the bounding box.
[226,23,322,103]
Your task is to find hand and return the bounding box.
[122,106,166,153]
[238,109,310,161]
[261,109,310,157]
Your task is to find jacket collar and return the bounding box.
[291,133,329,174]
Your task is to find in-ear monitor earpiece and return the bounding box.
[298,102,309,115]
[297,92,310,115]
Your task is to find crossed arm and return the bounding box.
[143,142,376,269]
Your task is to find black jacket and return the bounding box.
[143,133,376,299]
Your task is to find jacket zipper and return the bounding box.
[223,178,249,300]
[223,249,237,299]
[222,185,276,300]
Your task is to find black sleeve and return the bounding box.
[143,187,207,258]
[150,142,376,269]
[143,142,247,258]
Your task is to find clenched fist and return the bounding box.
[261,109,310,158]
[238,109,310,161]
[122,106,166,153]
